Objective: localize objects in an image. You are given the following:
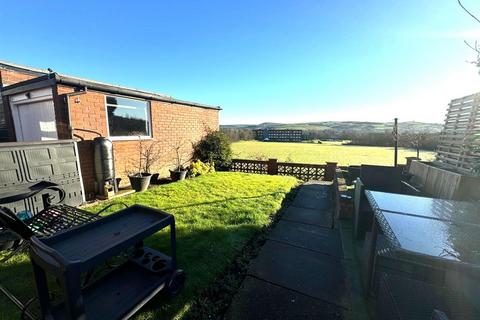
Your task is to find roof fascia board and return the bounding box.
[55,74,221,110]
[0,67,221,110]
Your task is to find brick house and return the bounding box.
[0,61,220,198]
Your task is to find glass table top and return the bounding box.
[366,190,480,225]
[379,212,480,264]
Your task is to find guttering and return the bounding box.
[1,73,222,111]
[54,74,222,110]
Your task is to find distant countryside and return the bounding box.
[231,140,435,166]
[223,121,440,166]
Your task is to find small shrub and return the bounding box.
[193,131,232,170]
[189,160,215,177]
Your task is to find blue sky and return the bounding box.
[1,0,480,124]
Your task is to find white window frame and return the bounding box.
[104,95,152,141]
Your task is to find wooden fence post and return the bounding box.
[267,158,278,175]
[324,162,337,181]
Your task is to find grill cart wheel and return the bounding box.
[167,269,186,296]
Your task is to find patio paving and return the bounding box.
[268,220,342,257]
[228,276,344,320]
[282,205,332,228]
[227,181,356,320]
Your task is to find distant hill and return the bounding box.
[221,121,443,133]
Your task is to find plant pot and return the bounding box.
[128,173,152,192]
[150,173,160,184]
[169,169,187,181]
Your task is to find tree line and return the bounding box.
[221,128,439,151]
[220,128,256,141]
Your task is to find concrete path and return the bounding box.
[227,181,352,320]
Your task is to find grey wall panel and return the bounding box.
[0,140,84,215]
[0,150,24,187]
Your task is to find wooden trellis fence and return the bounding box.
[229,158,337,181]
[436,93,480,173]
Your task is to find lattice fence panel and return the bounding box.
[278,162,326,181]
[230,159,328,180]
[230,159,268,174]
[436,93,480,173]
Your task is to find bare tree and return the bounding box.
[124,133,162,175]
[458,0,480,68]
[402,132,428,158]
[169,139,192,171]
[141,140,162,173]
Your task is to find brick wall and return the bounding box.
[62,87,219,195]
[0,66,220,197]
[0,68,42,86]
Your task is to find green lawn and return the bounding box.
[231,140,435,166]
[0,172,298,319]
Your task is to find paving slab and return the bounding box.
[227,276,345,320]
[268,220,342,257]
[282,205,332,228]
[248,240,348,307]
[292,184,332,210]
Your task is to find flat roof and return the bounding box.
[0,61,221,110]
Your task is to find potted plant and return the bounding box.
[127,135,158,192]
[141,140,162,184]
[169,140,190,181]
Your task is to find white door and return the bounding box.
[10,88,58,142]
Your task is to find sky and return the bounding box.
[1,0,480,125]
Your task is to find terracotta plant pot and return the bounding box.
[169,169,187,181]
[128,173,152,192]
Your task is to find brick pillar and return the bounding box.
[324,162,337,181]
[267,158,278,175]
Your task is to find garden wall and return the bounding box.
[230,158,337,181]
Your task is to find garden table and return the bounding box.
[365,190,480,293]
[366,191,480,225]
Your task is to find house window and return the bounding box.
[105,96,151,138]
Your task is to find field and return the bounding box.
[231,140,435,166]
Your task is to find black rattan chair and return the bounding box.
[377,273,480,320]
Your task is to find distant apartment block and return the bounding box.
[255,129,303,142]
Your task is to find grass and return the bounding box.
[231,140,435,166]
[0,172,298,319]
